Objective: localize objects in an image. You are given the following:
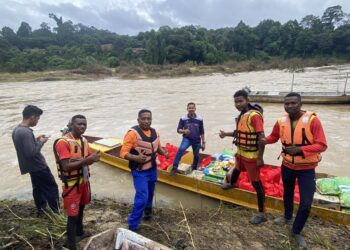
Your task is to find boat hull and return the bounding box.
[86,136,350,227]
[249,91,350,104]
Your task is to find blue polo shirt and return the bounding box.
[177,114,204,144]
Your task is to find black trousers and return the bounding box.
[29,167,59,212]
[281,165,315,234]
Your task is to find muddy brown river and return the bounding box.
[1,65,349,208]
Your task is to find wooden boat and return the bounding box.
[248,90,350,104]
[86,136,350,227]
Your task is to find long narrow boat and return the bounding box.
[244,75,350,104]
[248,90,350,104]
[86,136,350,227]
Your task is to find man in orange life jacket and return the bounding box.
[54,115,100,250]
[219,89,267,224]
[261,92,327,249]
[120,109,169,232]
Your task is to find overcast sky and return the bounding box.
[1,0,350,35]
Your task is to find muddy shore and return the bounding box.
[0,199,349,250]
[0,58,348,83]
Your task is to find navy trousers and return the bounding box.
[173,137,201,169]
[281,165,315,234]
[128,167,157,230]
[29,167,59,212]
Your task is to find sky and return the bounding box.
[1,0,350,35]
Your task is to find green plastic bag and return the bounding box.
[339,189,350,208]
[222,148,235,158]
[316,178,340,195]
[334,176,350,186]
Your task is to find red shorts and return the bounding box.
[235,155,260,182]
[62,182,91,216]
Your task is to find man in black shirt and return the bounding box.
[12,105,59,214]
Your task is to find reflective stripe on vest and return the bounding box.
[54,134,90,186]
[129,126,159,171]
[278,111,321,166]
[235,110,262,156]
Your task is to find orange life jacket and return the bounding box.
[128,126,159,171]
[278,111,321,166]
[234,110,263,154]
[53,133,90,188]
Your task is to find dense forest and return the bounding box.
[0,5,350,72]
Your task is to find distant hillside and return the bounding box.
[0,5,349,73]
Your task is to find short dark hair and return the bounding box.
[22,105,43,119]
[138,109,152,117]
[71,114,86,123]
[285,92,301,102]
[233,89,248,99]
[187,102,196,107]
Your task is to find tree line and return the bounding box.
[0,5,350,72]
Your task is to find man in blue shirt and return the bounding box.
[170,102,205,176]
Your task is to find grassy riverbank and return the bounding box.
[1,199,349,249]
[0,57,348,83]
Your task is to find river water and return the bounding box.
[1,64,349,208]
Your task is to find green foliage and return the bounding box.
[17,22,32,37]
[1,6,350,73]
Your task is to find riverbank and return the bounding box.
[0,57,348,83]
[1,199,349,249]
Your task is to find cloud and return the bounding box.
[0,0,349,35]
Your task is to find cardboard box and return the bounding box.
[313,192,340,210]
[191,170,205,180]
[177,163,192,175]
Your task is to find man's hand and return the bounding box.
[85,151,100,165]
[37,135,48,144]
[256,158,264,167]
[136,151,147,163]
[258,137,267,146]
[284,146,302,156]
[201,142,206,151]
[183,128,190,135]
[219,130,226,139]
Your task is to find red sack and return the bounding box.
[199,155,212,167]
[238,181,255,192]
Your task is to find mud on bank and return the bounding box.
[1,58,349,83]
[0,199,349,250]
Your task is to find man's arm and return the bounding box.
[257,132,265,166]
[219,130,235,138]
[177,119,184,134]
[121,131,147,163]
[200,134,206,150]
[59,155,100,172]
[200,119,205,150]
[177,119,190,135]
[157,142,169,159]
[264,122,280,144]
[155,133,169,158]
[55,141,100,172]
[21,131,46,158]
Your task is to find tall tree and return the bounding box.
[17,22,32,37]
[321,5,344,30]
